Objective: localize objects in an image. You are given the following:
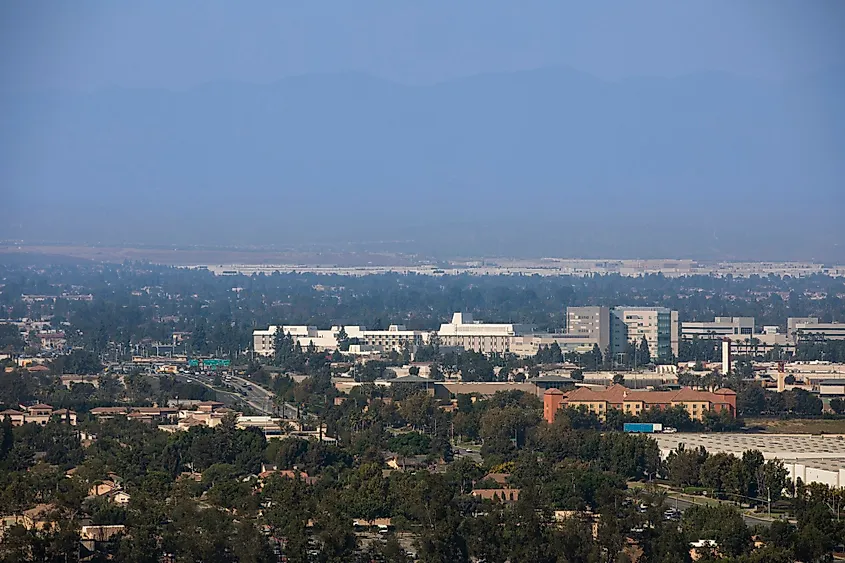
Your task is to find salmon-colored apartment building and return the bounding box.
[543,384,736,424]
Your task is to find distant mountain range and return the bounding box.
[2,67,843,260]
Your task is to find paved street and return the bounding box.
[665,495,778,528]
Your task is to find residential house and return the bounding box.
[0,409,26,426]
[21,504,57,531]
[471,488,521,503]
[89,480,120,497]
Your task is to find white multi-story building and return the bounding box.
[253,324,425,356]
[509,333,601,357]
[253,325,337,356]
[611,306,679,360]
[788,318,845,342]
[681,317,755,340]
[437,313,534,355]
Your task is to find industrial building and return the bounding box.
[653,433,845,489]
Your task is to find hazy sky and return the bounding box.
[2,1,844,91]
[1,2,844,260]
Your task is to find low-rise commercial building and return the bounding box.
[681,317,755,340]
[788,318,845,342]
[253,324,426,356]
[437,312,534,355]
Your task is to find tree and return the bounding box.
[831,397,845,415]
[612,373,625,386]
[0,414,13,461]
[666,445,707,487]
[738,385,766,416]
[682,504,751,557]
[337,326,349,352]
[763,459,789,502]
[637,336,651,365]
[700,452,735,495]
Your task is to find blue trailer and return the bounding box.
[623,422,663,434]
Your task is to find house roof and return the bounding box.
[0,409,24,415]
[481,473,511,485]
[28,403,54,410]
[23,503,56,520]
[531,374,575,383]
[90,407,130,415]
[392,375,432,384]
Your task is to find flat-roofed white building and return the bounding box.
[788,318,845,342]
[654,433,845,489]
[345,325,427,353]
[681,317,755,340]
[509,333,601,357]
[253,325,337,356]
[253,324,425,356]
[437,313,534,355]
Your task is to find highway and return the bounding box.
[167,371,301,419]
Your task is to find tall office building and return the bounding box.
[565,307,611,353]
[611,307,678,361]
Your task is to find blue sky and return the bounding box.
[2,1,844,91]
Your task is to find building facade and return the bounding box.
[565,307,611,353]
[681,317,755,340]
[542,384,736,423]
[253,324,425,356]
[788,318,845,342]
[436,313,534,355]
[611,307,679,360]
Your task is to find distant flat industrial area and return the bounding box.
[200,259,845,278]
[2,243,845,277]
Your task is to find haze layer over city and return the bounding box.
[3,3,845,563]
[1,1,844,260]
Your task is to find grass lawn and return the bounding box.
[745,417,845,434]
